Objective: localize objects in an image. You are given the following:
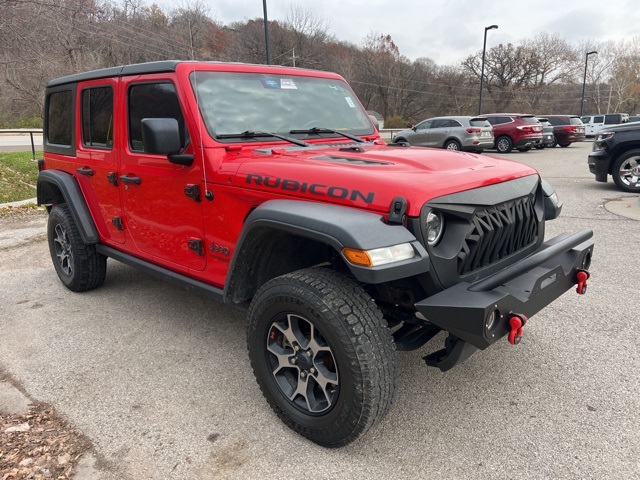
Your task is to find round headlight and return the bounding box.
[425,210,444,246]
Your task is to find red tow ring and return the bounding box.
[508,313,528,345]
[576,269,590,295]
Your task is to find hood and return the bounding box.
[601,121,640,134]
[229,144,539,217]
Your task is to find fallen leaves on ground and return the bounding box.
[1,402,92,480]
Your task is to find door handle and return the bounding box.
[119,175,141,185]
[77,167,94,176]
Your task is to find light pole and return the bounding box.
[263,0,271,65]
[580,51,597,117]
[478,24,498,116]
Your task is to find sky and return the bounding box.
[197,0,640,66]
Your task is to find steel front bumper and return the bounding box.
[415,230,594,356]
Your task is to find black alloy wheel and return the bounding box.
[247,268,398,447]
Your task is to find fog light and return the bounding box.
[485,309,500,333]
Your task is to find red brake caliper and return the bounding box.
[576,269,590,295]
[508,313,528,345]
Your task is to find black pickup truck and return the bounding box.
[588,121,640,192]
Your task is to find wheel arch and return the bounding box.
[37,170,99,244]
[443,137,461,148]
[608,144,640,174]
[224,200,429,304]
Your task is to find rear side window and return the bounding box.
[604,115,621,125]
[47,91,73,146]
[128,82,187,152]
[82,87,113,149]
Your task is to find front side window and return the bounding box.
[190,72,373,140]
[82,87,113,149]
[128,82,187,152]
[47,91,73,146]
[416,120,432,130]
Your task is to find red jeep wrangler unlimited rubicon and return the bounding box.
[38,61,594,447]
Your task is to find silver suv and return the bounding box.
[393,116,494,152]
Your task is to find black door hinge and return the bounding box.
[112,217,124,231]
[107,172,119,186]
[184,184,201,202]
[188,238,204,256]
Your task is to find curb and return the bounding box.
[0,197,38,208]
[604,195,640,221]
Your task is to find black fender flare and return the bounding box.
[224,200,430,303]
[37,170,99,244]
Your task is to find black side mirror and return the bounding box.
[141,118,194,166]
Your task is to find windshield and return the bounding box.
[190,72,374,141]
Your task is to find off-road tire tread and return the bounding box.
[247,268,398,447]
[48,204,107,292]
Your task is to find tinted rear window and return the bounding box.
[518,116,539,124]
[470,118,491,127]
[569,117,583,125]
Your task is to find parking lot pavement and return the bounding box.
[1,141,639,479]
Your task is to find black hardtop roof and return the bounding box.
[47,60,181,88]
[46,60,325,88]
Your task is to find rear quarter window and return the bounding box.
[47,91,73,146]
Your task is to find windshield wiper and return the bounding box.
[216,130,309,147]
[289,127,365,143]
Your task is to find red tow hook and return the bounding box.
[508,313,528,345]
[576,269,590,295]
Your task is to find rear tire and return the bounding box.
[247,268,398,447]
[495,136,513,153]
[550,136,558,148]
[47,204,106,292]
[559,143,571,148]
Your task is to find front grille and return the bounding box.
[457,197,538,275]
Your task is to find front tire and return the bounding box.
[612,149,640,192]
[247,268,398,447]
[444,139,461,150]
[47,204,106,292]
